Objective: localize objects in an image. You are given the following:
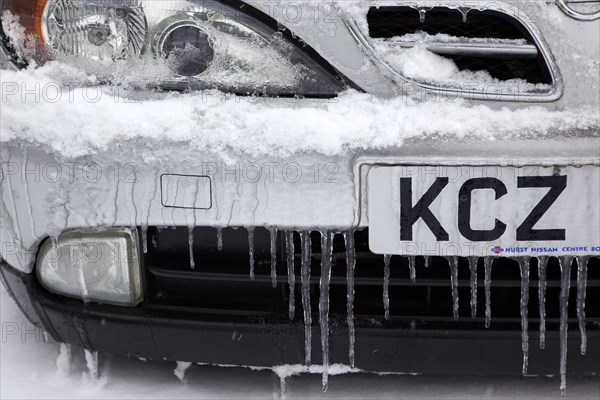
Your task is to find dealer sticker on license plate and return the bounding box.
[368,165,600,257]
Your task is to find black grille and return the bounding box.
[142,227,600,330]
[366,7,552,84]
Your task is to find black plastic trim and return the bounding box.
[1,259,599,375]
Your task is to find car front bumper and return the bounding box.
[2,258,599,375]
[2,133,599,274]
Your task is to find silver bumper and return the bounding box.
[2,134,598,273]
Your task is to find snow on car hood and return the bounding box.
[1,62,598,160]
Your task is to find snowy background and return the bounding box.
[2,285,598,399]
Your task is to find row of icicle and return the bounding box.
[180,228,590,395]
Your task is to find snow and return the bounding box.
[173,361,192,383]
[375,42,458,81]
[371,38,551,91]
[1,63,598,161]
[385,32,530,46]
[0,12,32,63]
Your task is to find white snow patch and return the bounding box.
[390,32,530,46]
[372,39,551,92]
[55,343,72,380]
[1,11,31,62]
[1,62,597,161]
[272,364,360,380]
[174,361,193,383]
[380,42,459,82]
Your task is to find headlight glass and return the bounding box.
[1,0,346,96]
[36,228,143,307]
[41,0,148,60]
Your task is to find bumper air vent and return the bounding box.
[352,4,560,101]
[142,227,599,329]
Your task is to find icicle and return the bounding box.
[459,7,469,23]
[248,228,255,280]
[50,236,59,266]
[484,257,493,328]
[300,231,312,366]
[217,228,223,251]
[576,256,589,356]
[424,256,430,269]
[142,171,158,255]
[518,258,530,376]
[468,256,478,318]
[129,174,138,230]
[286,231,296,320]
[188,227,195,269]
[270,228,278,287]
[76,245,89,301]
[383,255,391,320]
[408,256,416,283]
[419,8,426,22]
[84,349,99,382]
[449,256,459,321]
[538,256,549,349]
[141,224,148,254]
[344,230,356,368]
[559,256,573,396]
[319,231,333,392]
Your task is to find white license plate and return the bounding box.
[368,165,600,257]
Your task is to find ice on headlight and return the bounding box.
[1,0,344,95]
[36,228,143,306]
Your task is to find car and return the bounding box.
[1,0,598,394]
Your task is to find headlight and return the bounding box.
[36,228,143,307]
[1,0,346,96]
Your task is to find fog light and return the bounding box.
[36,228,142,306]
